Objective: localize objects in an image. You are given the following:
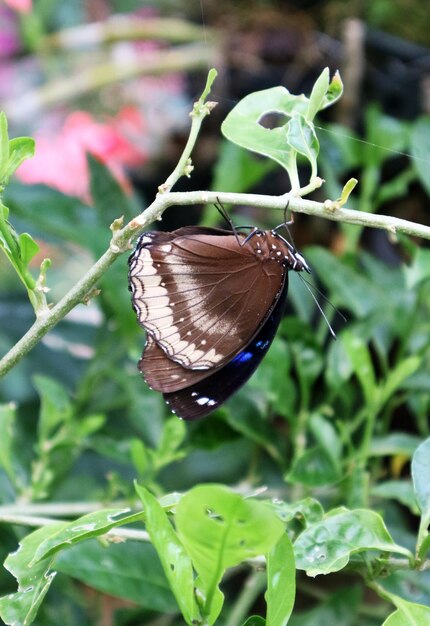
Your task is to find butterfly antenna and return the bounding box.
[214,198,244,245]
[297,274,345,340]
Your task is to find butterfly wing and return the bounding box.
[129,228,285,371]
[161,274,289,419]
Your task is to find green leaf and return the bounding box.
[410,116,430,197]
[412,438,430,521]
[135,484,200,625]
[32,508,143,564]
[221,86,308,179]
[403,247,430,289]
[18,232,39,266]
[342,332,378,410]
[211,140,275,194]
[365,107,409,168]
[286,114,319,179]
[87,153,135,227]
[272,498,324,526]
[412,438,430,557]
[286,446,341,487]
[382,599,430,626]
[304,247,382,317]
[155,417,187,469]
[286,586,362,626]
[266,534,296,626]
[306,67,329,122]
[380,356,422,406]
[0,402,15,484]
[55,539,177,612]
[370,433,423,457]
[0,522,66,626]
[175,484,284,617]
[294,508,412,576]
[371,480,420,515]
[33,375,72,442]
[243,617,266,626]
[2,137,35,183]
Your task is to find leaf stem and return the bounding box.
[224,569,267,626]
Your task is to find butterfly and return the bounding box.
[128,219,310,420]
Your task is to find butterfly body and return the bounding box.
[128,225,309,419]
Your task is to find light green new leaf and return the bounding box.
[32,509,143,564]
[221,86,308,176]
[1,137,35,184]
[135,484,200,625]
[0,522,66,626]
[18,233,39,267]
[286,114,319,179]
[266,534,296,626]
[175,484,284,618]
[294,508,412,576]
[382,599,430,625]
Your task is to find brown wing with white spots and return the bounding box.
[128,229,285,370]
[140,335,214,392]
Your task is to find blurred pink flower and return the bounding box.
[16,108,148,202]
[2,0,31,13]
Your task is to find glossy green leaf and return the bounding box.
[266,534,296,626]
[32,508,144,563]
[410,116,430,197]
[175,484,284,618]
[55,539,177,612]
[272,498,324,526]
[382,599,430,625]
[155,417,187,469]
[0,522,66,626]
[294,508,412,576]
[135,484,200,625]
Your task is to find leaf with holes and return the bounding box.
[294,508,412,577]
[135,484,200,625]
[175,484,284,618]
